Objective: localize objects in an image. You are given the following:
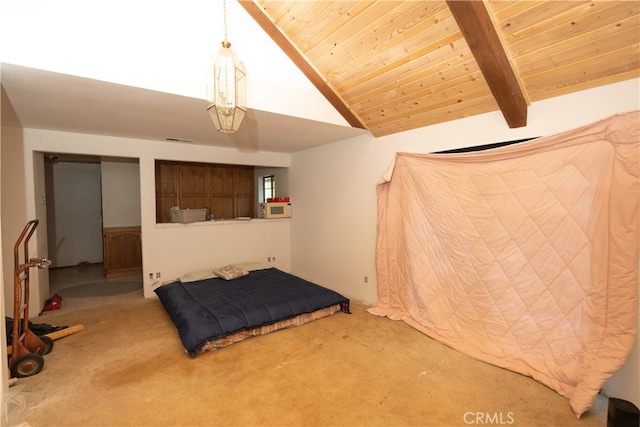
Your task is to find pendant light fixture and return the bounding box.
[206,0,247,133]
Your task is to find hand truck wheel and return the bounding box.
[37,336,54,355]
[10,353,44,378]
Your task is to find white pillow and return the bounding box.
[212,264,249,280]
[179,269,217,283]
[232,261,272,272]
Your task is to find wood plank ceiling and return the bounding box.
[239,0,639,137]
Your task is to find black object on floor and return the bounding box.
[608,397,639,427]
[5,317,67,346]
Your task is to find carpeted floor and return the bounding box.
[56,281,142,298]
[7,298,607,427]
[44,263,143,313]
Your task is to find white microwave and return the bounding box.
[260,202,292,219]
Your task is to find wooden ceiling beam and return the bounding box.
[237,0,367,130]
[446,0,528,128]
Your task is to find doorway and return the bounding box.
[44,154,102,269]
[43,153,143,312]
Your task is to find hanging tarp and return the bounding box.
[369,112,639,418]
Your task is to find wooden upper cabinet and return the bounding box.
[235,167,255,218]
[179,163,209,210]
[155,160,255,223]
[155,161,178,223]
[210,165,235,220]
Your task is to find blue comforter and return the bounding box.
[155,268,350,355]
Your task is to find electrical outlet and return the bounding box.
[364,276,369,284]
[156,272,161,279]
[149,273,153,280]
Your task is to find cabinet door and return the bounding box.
[155,161,256,222]
[235,167,255,218]
[179,163,209,212]
[209,165,234,219]
[103,227,142,277]
[155,161,178,223]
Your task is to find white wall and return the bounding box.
[1,125,28,310]
[149,219,290,286]
[289,78,640,409]
[101,159,141,228]
[49,161,103,267]
[15,130,291,304]
[0,129,48,319]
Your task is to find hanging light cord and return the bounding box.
[222,0,230,48]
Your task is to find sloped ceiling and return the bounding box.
[2,1,638,153]
[240,0,639,136]
[1,63,368,154]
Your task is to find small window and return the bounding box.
[263,175,275,202]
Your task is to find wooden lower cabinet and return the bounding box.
[103,226,142,278]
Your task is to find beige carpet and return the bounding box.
[9,299,606,426]
[56,282,142,298]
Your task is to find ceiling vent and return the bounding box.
[165,137,193,143]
